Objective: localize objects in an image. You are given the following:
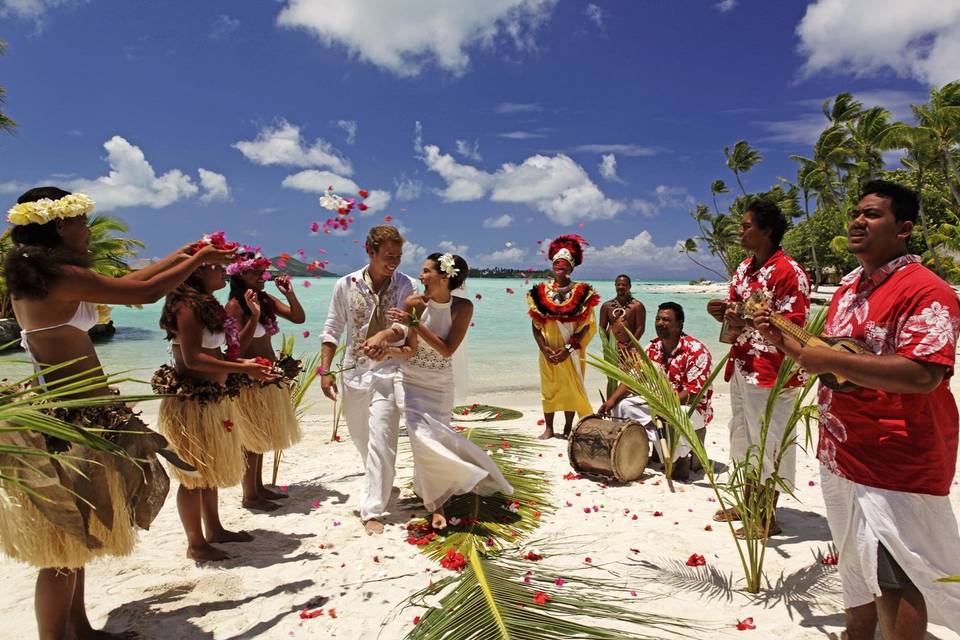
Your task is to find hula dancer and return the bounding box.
[0,187,233,640]
[226,248,305,512]
[155,232,277,562]
[528,234,600,440]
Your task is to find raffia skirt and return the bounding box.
[0,406,170,569]
[234,383,301,454]
[153,365,246,490]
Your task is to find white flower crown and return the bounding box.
[438,253,459,278]
[7,193,95,227]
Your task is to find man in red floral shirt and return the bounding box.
[599,302,713,480]
[756,180,960,638]
[707,199,810,537]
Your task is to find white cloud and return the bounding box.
[336,119,358,145]
[628,185,696,218]
[482,213,514,228]
[1,0,74,20]
[394,176,423,201]
[421,143,625,224]
[598,153,622,183]
[585,3,604,27]
[276,0,557,77]
[281,169,391,213]
[209,14,240,40]
[756,112,827,145]
[67,136,202,211]
[494,102,543,114]
[400,240,429,269]
[796,0,960,86]
[497,130,547,140]
[475,246,528,266]
[715,0,737,13]
[413,121,424,153]
[572,143,657,156]
[0,180,30,195]
[583,232,692,272]
[455,139,483,161]
[198,168,230,203]
[438,240,469,256]
[233,120,353,175]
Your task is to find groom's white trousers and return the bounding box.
[341,376,401,521]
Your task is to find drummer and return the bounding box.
[598,302,714,480]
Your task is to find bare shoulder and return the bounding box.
[452,297,473,311]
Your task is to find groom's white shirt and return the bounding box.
[320,266,417,388]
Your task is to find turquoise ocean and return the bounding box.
[1,278,725,405]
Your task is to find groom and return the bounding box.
[319,225,416,534]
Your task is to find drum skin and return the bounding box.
[568,414,649,482]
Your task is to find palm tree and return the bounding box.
[685,203,740,277]
[847,106,905,184]
[911,81,960,209]
[724,140,762,196]
[791,125,855,209]
[900,126,947,277]
[822,92,862,125]
[789,162,823,289]
[0,40,15,134]
[709,179,729,215]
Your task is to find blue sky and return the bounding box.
[1,0,956,279]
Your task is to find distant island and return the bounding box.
[468,267,551,279]
[270,257,337,278]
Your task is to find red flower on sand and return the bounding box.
[736,617,756,630]
[223,419,233,432]
[300,608,324,619]
[821,554,839,565]
[440,548,467,571]
[523,550,543,561]
[686,553,707,567]
[532,591,551,605]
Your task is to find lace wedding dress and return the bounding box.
[397,298,513,511]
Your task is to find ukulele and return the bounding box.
[740,291,869,392]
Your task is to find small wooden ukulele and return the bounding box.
[741,291,869,391]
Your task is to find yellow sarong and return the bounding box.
[534,312,596,416]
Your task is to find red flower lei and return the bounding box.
[526,281,600,324]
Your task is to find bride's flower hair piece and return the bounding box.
[438,253,459,278]
[7,192,95,226]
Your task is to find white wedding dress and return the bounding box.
[397,298,513,512]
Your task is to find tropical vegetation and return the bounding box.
[684,80,960,284]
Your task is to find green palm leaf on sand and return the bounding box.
[451,405,523,422]
[405,546,703,640]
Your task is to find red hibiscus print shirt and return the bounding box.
[647,335,714,425]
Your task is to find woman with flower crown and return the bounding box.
[225,248,305,512]
[0,187,237,640]
[363,252,512,529]
[527,235,600,440]
[154,233,277,562]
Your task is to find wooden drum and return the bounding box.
[567,414,649,482]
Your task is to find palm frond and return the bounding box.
[451,405,523,422]
[404,547,704,640]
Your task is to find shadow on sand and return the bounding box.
[103,579,316,639]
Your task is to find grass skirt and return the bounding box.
[157,396,245,490]
[0,408,170,569]
[234,383,301,454]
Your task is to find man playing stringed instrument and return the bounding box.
[755,180,960,639]
[707,198,811,538]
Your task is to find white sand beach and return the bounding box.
[2,384,959,640]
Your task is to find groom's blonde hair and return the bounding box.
[365,225,404,253]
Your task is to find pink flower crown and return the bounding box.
[226,245,273,277]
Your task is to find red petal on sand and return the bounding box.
[413,616,421,625]
[735,617,756,630]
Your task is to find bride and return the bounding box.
[363,252,512,529]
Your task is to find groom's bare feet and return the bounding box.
[431,512,447,530]
[537,428,554,440]
[364,518,385,535]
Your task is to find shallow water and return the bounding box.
[0,278,725,401]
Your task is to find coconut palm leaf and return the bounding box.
[451,404,523,422]
[404,547,703,640]
[939,576,960,583]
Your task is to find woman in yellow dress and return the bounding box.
[527,235,599,439]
